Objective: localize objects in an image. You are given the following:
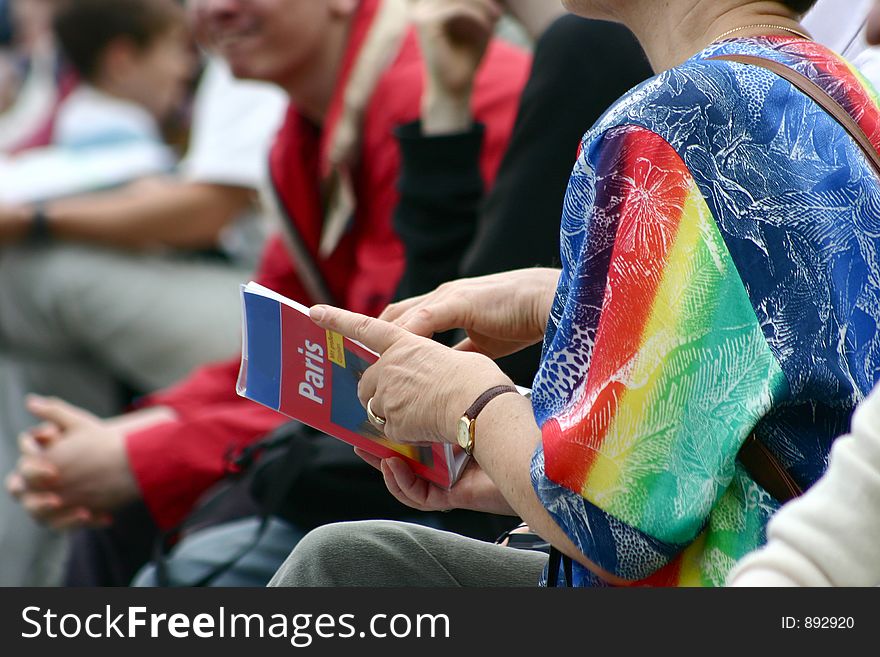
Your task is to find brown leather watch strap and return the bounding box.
[464,385,520,421]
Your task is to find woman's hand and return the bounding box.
[379,268,560,359]
[310,305,514,445]
[410,0,502,133]
[355,449,518,515]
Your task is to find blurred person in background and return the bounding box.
[0,0,192,204]
[5,0,528,587]
[0,0,287,586]
[393,6,652,388]
[0,0,70,153]
[50,0,192,152]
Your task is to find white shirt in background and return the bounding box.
[53,84,165,149]
[0,83,175,204]
[180,59,287,266]
[805,0,880,90]
[180,59,286,190]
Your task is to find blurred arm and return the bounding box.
[37,178,253,250]
[503,0,566,39]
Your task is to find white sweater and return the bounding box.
[728,385,880,587]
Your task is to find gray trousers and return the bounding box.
[268,520,549,587]
[0,243,249,586]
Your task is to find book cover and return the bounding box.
[236,282,469,488]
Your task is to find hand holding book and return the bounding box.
[377,268,560,360]
[237,282,528,489]
[354,449,519,516]
[308,303,516,449]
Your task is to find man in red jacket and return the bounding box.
[6,0,528,582]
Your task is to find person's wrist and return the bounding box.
[421,85,474,135]
[532,268,562,332]
[2,205,36,242]
[448,361,517,445]
[108,435,142,509]
[27,204,52,243]
[470,391,535,468]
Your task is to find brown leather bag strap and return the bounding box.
[737,434,803,503]
[710,53,880,179]
[705,53,880,503]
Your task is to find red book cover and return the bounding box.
[237,282,469,488]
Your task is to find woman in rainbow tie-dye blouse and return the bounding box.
[527,29,880,585]
[270,0,880,588]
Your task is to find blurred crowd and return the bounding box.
[0,0,879,588]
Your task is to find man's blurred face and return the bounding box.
[869,0,880,46]
[187,0,336,86]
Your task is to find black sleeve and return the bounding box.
[392,120,485,303]
[389,18,652,385]
[461,16,653,385]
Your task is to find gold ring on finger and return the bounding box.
[367,397,387,428]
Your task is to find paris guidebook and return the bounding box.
[236,281,470,488]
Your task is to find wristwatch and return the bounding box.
[456,385,519,455]
[28,205,51,243]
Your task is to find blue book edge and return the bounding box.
[236,285,282,411]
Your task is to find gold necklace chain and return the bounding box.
[713,23,812,43]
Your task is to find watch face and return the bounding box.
[457,417,471,450]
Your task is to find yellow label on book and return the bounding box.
[375,438,419,460]
[326,330,346,367]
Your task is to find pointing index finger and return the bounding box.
[310,305,406,354]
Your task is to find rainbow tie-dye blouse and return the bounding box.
[530,36,880,587]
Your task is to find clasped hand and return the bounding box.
[411,0,502,98]
[5,396,136,530]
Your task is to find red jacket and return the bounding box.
[126,0,530,529]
